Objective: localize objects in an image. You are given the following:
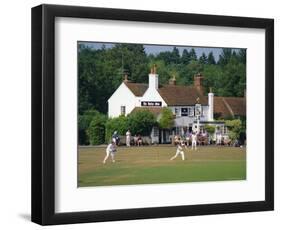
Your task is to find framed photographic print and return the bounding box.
[31,4,274,225]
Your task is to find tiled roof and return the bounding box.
[214,96,246,118]
[130,107,163,116]
[124,82,207,106]
[124,82,246,117]
[158,85,208,106]
[124,82,148,97]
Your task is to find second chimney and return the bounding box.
[194,73,204,94]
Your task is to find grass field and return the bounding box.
[78,145,246,187]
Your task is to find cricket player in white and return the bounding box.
[126,130,131,147]
[191,132,197,150]
[103,142,117,164]
[170,141,186,161]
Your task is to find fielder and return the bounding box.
[170,140,186,161]
[103,141,117,164]
[191,132,197,150]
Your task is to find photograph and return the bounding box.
[30,3,274,225]
[78,42,247,187]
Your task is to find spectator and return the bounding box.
[133,135,138,146]
[137,134,142,146]
[126,130,131,147]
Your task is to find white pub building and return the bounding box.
[108,65,246,143]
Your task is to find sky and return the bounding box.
[80,42,243,61]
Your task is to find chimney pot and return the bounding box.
[123,73,129,82]
[194,73,204,94]
[169,75,176,85]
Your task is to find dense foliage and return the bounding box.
[105,116,129,143]
[225,119,243,141]
[87,113,107,145]
[204,125,216,134]
[127,110,157,136]
[78,44,246,145]
[78,109,101,145]
[159,107,174,129]
[78,44,246,116]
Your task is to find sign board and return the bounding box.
[181,108,188,116]
[141,101,162,106]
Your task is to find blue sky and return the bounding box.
[80,42,242,61]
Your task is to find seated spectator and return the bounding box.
[137,134,142,146]
[133,135,138,146]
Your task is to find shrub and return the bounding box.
[78,109,100,145]
[204,125,215,134]
[87,113,107,145]
[127,110,157,136]
[105,115,129,143]
[225,119,242,140]
[159,107,174,129]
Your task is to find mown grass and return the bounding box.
[78,145,246,187]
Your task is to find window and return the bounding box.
[153,127,159,137]
[188,107,194,117]
[181,108,188,116]
[174,108,179,116]
[222,126,228,135]
[121,106,126,115]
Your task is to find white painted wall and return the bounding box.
[141,88,167,106]
[208,92,214,121]
[108,82,137,117]
[148,73,159,90]
[170,105,210,125]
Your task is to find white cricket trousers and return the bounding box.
[170,149,185,160]
[103,150,115,163]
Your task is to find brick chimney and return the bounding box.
[194,73,204,94]
[123,73,129,82]
[169,75,176,85]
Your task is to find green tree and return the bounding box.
[207,52,216,65]
[199,52,208,65]
[170,47,180,64]
[127,110,157,136]
[238,49,246,64]
[105,115,129,143]
[78,109,100,145]
[87,113,107,145]
[220,57,246,96]
[181,49,191,64]
[218,48,232,66]
[204,125,215,135]
[202,64,224,95]
[189,48,197,61]
[225,119,242,140]
[159,107,174,129]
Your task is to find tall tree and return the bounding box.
[181,49,191,64]
[189,48,197,61]
[218,48,232,66]
[199,52,208,65]
[170,47,180,64]
[238,49,246,64]
[207,51,216,65]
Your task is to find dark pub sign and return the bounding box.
[141,101,162,107]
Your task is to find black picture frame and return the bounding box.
[31,4,274,225]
